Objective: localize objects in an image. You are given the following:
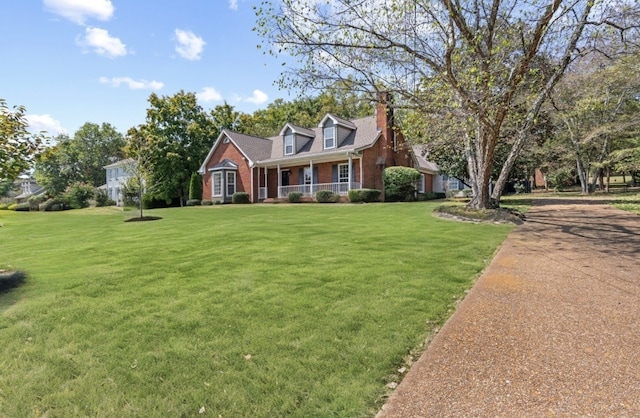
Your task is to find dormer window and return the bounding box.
[284,133,294,155]
[324,127,335,149]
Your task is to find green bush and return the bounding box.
[64,182,95,209]
[39,198,66,211]
[186,199,201,206]
[94,190,114,207]
[189,172,203,201]
[0,203,10,210]
[288,192,303,203]
[316,190,337,203]
[7,203,17,211]
[548,169,574,191]
[13,202,31,211]
[201,200,213,206]
[383,167,421,201]
[348,189,381,203]
[28,195,46,211]
[417,192,439,201]
[142,194,173,209]
[232,192,250,204]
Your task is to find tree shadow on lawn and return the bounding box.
[124,216,163,222]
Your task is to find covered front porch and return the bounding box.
[256,152,364,200]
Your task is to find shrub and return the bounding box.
[7,203,17,211]
[201,200,213,206]
[189,172,203,201]
[64,182,95,209]
[13,202,31,211]
[288,192,303,203]
[316,190,337,203]
[39,198,66,211]
[186,199,201,206]
[348,189,381,203]
[383,166,421,201]
[418,191,439,201]
[28,195,46,211]
[94,190,114,207]
[142,194,173,209]
[0,203,10,210]
[232,192,250,204]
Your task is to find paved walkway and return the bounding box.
[379,198,640,417]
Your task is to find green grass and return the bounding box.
[0,203,511,417]
[611,193,640,214]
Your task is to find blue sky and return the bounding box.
[1,0,292,137]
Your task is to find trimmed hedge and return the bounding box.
[0,203,10,210]
[186,199,201,206]
[39,199,66,211]
[13,202,31,211]
[348,189,381,203]
[232,192,250,204]
[383,166,421,201]
[201,200,213,206]
[288,192,303,203]
[316,190,337,203]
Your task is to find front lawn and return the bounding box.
[0,203,511,417]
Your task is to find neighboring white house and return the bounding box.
[104,159,134,206]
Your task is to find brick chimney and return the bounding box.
[376,92,396,164]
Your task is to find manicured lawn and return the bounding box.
[612,193,640,214]
[0,203,511,417]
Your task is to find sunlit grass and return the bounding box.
[0,203,511,417]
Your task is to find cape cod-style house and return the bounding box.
[198,95,442,203]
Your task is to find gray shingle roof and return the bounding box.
[223,130,273,162]
[412,145,440,173]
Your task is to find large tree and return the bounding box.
[256,0,639,208]
[550,54,640,194]
[1,99,45,181]
[130,91,215,206]
[34,123,125,195]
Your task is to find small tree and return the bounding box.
[189,172,202,201]
[63,182,94,209]
[383,167,421,202]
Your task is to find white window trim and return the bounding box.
[324,127,335,149]
[284,134,294,155]
[303,167,312,185]
[419,174,426,193]
[338,163,349,183]
[226,171,236,197]
[212,172,223,197]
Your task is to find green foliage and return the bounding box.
[348,188,381,203]
[188,172,202,201]
[201,200,213,206]
[7,203,17,210]
[315,190,337,203]
[39,198,66,212]
[231,192,250,204]
[288,191,303,203]
[1,99,45,181]
[142,194,173,210]
[418,192,440,201]
[0,178,17,197]
[383,167,421,202]
[13,202,31,211]
[547,170,575,191]
[0,203,10,210]
[186,199,201,206]
[63,182,94,209]
[94,190,114,207]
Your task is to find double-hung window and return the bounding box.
[284,134,294,155]
[324,127,335,149]
[418,174,425,193]
[338,163,349,192]
[213,172,223,197]
[226,172,236,196]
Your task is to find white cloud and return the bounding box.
[77,27,128,58]
[44,0,114,25]
[174,29,206,60]
[99,76,163,90]
[197,87,222,103]
[25,114,66,135]
[229,0,238,10]
[245,90,269,105]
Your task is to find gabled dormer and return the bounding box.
[318,114,356,150]
[279,124,315,156]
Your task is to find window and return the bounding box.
[418,174,425,193]
[284,133,294,155]
[303,167,312,185]
[213,172,223,197]
[338,163,349,183]
[323,127,335,149]
[226,172,236,196]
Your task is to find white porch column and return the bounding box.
[359,156,363,188]
[309,160,314,195]
[348,154,353,191]
[250,166,254,203]
[277,164,281,198]
[264,166,268,199]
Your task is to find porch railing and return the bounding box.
[277,182,362,198]
[259,187,267,199]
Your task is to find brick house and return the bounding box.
[198,95,441,203]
